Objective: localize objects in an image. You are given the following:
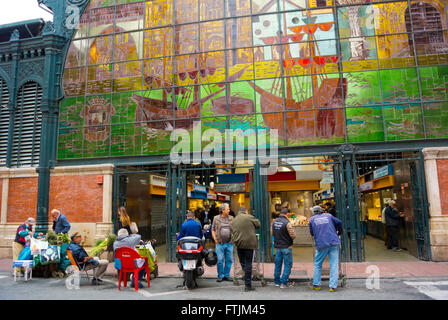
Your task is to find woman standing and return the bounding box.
[117,206,132,235]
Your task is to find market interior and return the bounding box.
[118,153,422,263]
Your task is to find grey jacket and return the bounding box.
[113,234,141,252]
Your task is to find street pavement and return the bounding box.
[1,271,448,300]
[1,258,448,300]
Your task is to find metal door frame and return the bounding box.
[352,150,431,261]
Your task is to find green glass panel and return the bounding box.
[419,65,448,102]
[423,101,448,139]
[110,124,141,156]
[380,68,420,104]
[344,71,381,106]
[384,103,424,141]
[346,106,384,142]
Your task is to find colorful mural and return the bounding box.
[58,0,448,159]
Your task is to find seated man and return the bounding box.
[113,223,146,289]
[178,210,203,240]
[68,232,109,285]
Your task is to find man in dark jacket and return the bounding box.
[309,205,343,292]
[68,232,109,285]
[231,206,261,292]
[51,209,71,234]
[178,210,203,239]
[272,207,296,289]
[385,200,404,252]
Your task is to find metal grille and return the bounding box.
[11,82,42,167]
[0,78,9,167]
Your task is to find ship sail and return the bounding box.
[250,9,346,141]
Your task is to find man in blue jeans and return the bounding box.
[309,205,343,292]
[212,203,234,282]
[272,207,296,289]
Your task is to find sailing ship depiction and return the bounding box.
[249,11,347,141]
[132,42,254,131]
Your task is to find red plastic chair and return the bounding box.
[115,247,150,291]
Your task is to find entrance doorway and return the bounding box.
[355,151,431,261]
[113,164,169,262]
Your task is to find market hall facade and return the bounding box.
[0,0,448,263]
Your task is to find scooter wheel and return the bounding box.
[185,270,195,289]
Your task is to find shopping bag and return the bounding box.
[39,245,60,265]
[30,238,48,255]
[144,242,156,261]
[18,246,32,260]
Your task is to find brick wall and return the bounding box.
[437,159,448,215]
[49,175,103,223]
[7,177,38,223]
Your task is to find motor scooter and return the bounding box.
[176,236,205,289]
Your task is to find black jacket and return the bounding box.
[272,216,293,249]
[385,206,401,227]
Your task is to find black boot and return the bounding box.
[244,284,255,292]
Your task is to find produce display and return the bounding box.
[45,230,70,246]
[289,215,309,226]
[89,233,116,257]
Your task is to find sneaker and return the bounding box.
[216,278,223,282]
[92,278,102,285]
[310,285,321,291]
[280,282,294,289]
[329,288,336,292]
[392,247,402,252]
[275,283,281,287]
[244,285,255,292]
[222,277,233,282]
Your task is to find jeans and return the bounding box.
[237,248,254,286]
[274,248,293,285]
[313,245,339,289]
[216,243,233,279]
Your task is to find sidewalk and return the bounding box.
[2,259,448,280]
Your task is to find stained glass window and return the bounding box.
[58,0,448,160]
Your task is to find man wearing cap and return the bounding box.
[114,225,147,289]
[271,207,296,289]
[231,206,261,292]
[50,209,71,234]
[68,232,109,285]
[12,218,42,274]
[309,205,343,292]
[178,210,203,240]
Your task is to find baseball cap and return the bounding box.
[311,205,324,214]
[280,207,290,215]
[71,232,82,241]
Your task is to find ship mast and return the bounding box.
[283,0,293,100]
[306,0,319,94]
